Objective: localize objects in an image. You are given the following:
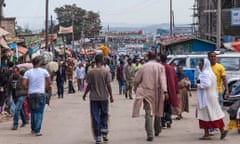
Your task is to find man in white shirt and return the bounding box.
[22,56,51,136]
[75,63,86,91]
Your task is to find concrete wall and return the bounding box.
[1,17,16,37]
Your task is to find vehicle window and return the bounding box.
[169,58,186,67]
[218,57,240,71]
[190,58,203,68]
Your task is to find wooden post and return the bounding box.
[45,0,49,51]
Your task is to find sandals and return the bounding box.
[220,130,228,140]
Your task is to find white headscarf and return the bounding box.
[202,58,215,77]
[197,59,215,109]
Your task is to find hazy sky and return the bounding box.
[4,0,194,29]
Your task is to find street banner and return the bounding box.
[29,44,41,55]
[8,42,18,62]
[59,26,73,34]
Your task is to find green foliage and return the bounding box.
[54,4,102,43]
[16,25,32,35]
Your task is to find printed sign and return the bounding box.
[231,8,240,26]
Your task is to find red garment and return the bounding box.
[163,63,179,107]
[199,119,225,129]
[23,96,30,120]
[116,65,124,80]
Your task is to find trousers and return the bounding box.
[143,99,162,138]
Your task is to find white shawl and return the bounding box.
[197,59,214,109]
[197,59,225,121]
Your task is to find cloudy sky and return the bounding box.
[4,0,194,29]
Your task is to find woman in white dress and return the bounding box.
[196,59,228,140]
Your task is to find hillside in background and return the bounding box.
[101,23,191,34]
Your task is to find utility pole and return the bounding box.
[45,0,49,51]
[50,15,53,34]
[72,12,74,52]
[216,0,222,49]
[0,0,5,26]
[170,0,173,38]
[0,0,5,67]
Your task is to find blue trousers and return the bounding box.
[29,93,46,133]
[118,79,125,94]
[13,96,27,128]
[90,100,109,139]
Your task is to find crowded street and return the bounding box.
[1,1,240,144]
[0,80,239,144]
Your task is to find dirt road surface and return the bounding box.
[0,80,239,144]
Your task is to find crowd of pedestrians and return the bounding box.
[0,50,239,144]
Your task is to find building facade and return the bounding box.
[195,0,240,43]
[1,17,16,37]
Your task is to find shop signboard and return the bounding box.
[8,42,17,49]
[29,44,41,55]
[231,8,240,26]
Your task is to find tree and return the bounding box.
[83,11,102,38]
[16,25,32,35]
[54,4,102,44]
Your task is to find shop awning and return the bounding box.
[0,35,9,48]
[18,45,28,55]
[0,27,9,36]
[79,51,96,55]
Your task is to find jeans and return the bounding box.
[90,100,109,139]
[13,96,27,128]
[219,93,224,109]
[68,80,75,93]
[111,72,115,81]
[29,93,46,133]
[57,81,64,98]
[118,80,124,94]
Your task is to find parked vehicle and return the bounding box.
[225,81,240,106]
[167,52,240,106]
